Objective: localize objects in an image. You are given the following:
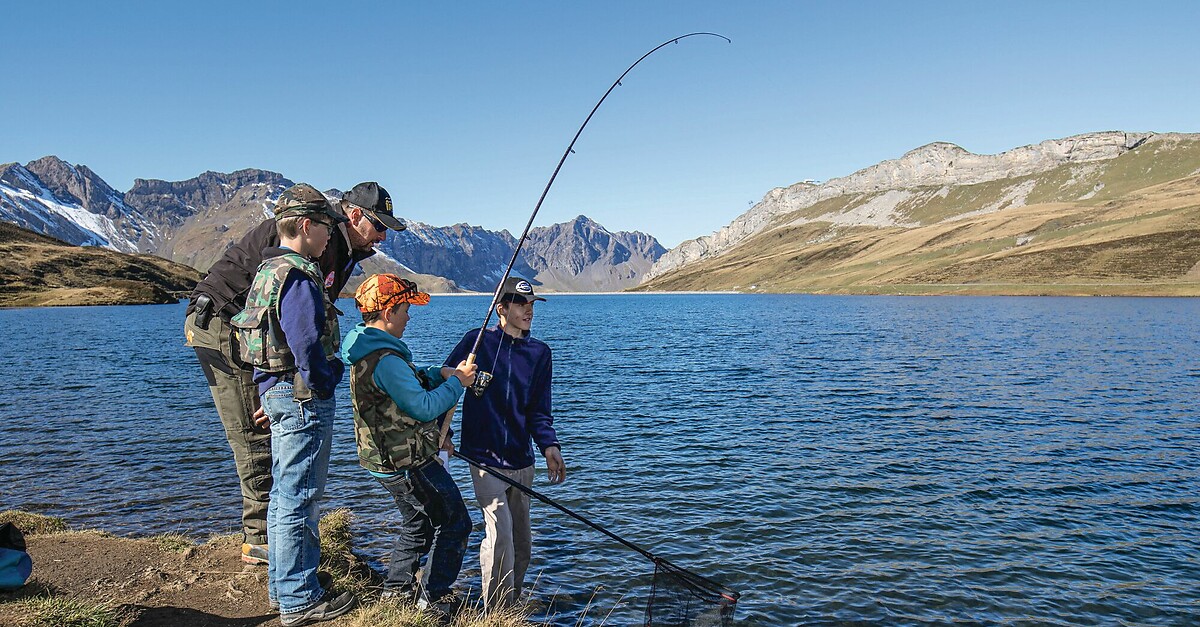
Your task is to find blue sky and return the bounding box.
[4,1,1198,247]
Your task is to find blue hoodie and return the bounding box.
[341,324,465,423]
[446,326,558,470]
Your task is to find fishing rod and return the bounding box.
[451,450,740,605]
[460,31,730,395]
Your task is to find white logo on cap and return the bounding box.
[516,280,533,294]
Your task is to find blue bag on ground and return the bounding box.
[0,523,32,589]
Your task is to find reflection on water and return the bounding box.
[1,295,1197,625]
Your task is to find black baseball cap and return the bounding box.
[342,182,406,231]
[498,276,546,304]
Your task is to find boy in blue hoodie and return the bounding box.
[445,276,566,610]
[342,274,477,612]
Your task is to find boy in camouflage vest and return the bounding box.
[230,183,356,626]
[342,274,477,616]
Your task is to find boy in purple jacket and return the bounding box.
[445,276,566,610]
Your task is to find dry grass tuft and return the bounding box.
[149,533,193,553]
[7,595,124,627]
[0,511,68,536]
[317,509,383,600]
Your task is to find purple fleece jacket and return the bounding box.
[446,326,558,470]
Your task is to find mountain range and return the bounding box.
[640,131,1200,295]
[4,130,1199,300]
[0,158,667,294]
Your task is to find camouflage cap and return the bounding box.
[355,274,431,313]
[274,183,349,224]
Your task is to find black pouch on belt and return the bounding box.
[193,293,215,330]
[292,372,314,401]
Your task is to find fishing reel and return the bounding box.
[470,371,493,397]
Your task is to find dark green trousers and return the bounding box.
[185,310,272,545]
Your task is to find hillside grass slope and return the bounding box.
[0,222,202,307]
[639,138,1200,296]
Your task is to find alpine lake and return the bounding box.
[1,294,1197,625]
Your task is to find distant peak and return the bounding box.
[901,142,968,159]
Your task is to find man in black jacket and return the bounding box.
[184,182,405,564]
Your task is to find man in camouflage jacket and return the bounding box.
[184,181,404,565]
[342,274,476,611]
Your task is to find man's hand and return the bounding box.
[440,435,455,455]
[452,360,478,387]
[545,446,566,484]
[253,407,269,430]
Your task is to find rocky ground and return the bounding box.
[0,512,531,627]
[1,531,277,626]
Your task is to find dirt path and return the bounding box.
[1,532,280,626]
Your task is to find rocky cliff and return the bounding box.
[646,131,1161,281]
[638,131,1200,296]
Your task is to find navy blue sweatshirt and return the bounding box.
[253,249,344,398]
[446,326,558,470]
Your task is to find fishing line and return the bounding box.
[460,32,731,389]
[438,32,731,457]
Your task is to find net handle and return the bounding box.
[453,451,657,562]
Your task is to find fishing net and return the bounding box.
[456,452,740,624]
[645,558,739,626]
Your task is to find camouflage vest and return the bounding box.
[350,348,441,473]
[230,252,341,373]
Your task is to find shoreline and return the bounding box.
[0,509,536,627]
[5,284,1198,310]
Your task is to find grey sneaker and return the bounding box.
[379,587,418,603]
[279,590,357,626]
[269,572,334,611]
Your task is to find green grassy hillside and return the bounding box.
[0,222,202,307]
[639,138,1200,296]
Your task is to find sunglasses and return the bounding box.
[307,217,335,234]
[361,209,388,233]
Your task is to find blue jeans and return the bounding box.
[262,382,334,614]
[377,458,471,601]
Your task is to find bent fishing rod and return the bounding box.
[459,32,730,394]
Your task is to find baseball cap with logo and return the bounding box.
[274,183,349,224]
[343,182,406,231]
[354,274,430,313]
[498,276,546,304]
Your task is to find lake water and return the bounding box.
[1,294,1197,625]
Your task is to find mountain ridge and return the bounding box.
[639,131,1200,296]
[0,160,666,293]
[647,131,1184,281]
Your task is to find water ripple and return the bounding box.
[1,295,1198,625]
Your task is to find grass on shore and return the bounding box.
[0,511,69,535]
[0,508,542,627]
[7,596,124,627]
